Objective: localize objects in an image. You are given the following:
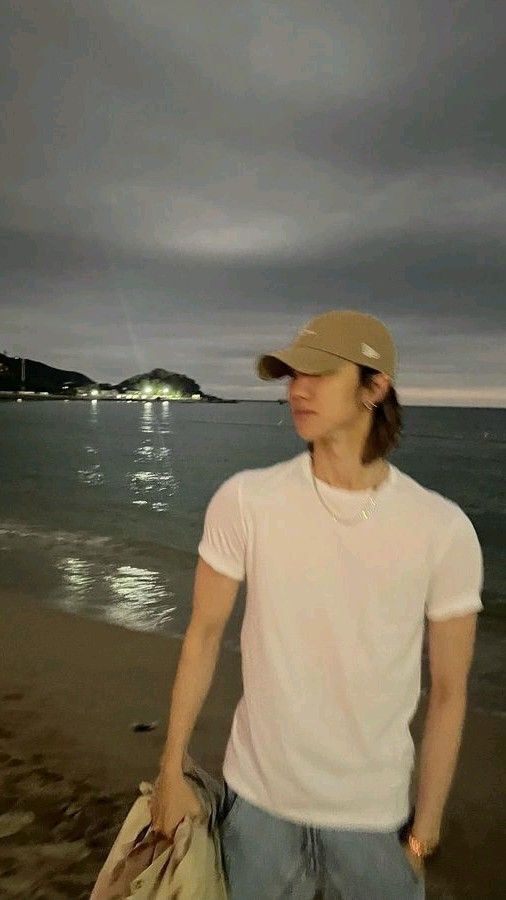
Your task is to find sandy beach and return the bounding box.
[1,592,505,899]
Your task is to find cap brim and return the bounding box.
[256,347,347,380]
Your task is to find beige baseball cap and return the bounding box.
[256,309,397,384]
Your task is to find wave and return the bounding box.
[0,520,197,569]
[0,522,113,547]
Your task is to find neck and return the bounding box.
[310,443,388,492]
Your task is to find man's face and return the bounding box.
[286,361,361,440]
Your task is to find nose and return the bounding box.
[289,380,311,406]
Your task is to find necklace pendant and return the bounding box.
[311,466,379,526]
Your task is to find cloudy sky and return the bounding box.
[2,1,505,404]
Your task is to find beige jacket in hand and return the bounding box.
[90,756,228,899]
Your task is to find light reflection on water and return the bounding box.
[129,402,178,512]
[77,400,104,486]
[75,400,180,513]
[57,556,94,596]
[58,400,182,629]
[56,555,177,631]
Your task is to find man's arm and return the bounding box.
[412,611,479,844]
[160,556,241,778]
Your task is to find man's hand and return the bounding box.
[149,773,204,841]
[402,841,425,879]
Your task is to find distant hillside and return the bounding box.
[115,367,202,397]
[0,354,226,400]
[0,353,93,393]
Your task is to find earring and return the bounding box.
[363,399,377,410]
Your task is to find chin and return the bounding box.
[293,418,319,438]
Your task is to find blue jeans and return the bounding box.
[218,781,425,899]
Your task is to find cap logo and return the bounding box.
[361,342,380,359]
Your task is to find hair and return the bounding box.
[306,364,404,465]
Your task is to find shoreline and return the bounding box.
[1,592,505,898]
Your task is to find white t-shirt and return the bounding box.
[197,451,484,831]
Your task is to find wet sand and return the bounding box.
[1,592,505,898]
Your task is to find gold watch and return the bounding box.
[407,831,438,859]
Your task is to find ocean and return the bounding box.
[1,399,504,713]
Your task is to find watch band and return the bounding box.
[408,831,438,858]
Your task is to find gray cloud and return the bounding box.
[1,1,505,404]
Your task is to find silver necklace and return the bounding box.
[310,400,382,526]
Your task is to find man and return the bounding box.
[153,310,484,899]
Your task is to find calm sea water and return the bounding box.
[1,400,505,712]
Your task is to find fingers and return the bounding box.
[152,816,184,841]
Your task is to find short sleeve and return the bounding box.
[425,511,484,621]
[197,472,247,581]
